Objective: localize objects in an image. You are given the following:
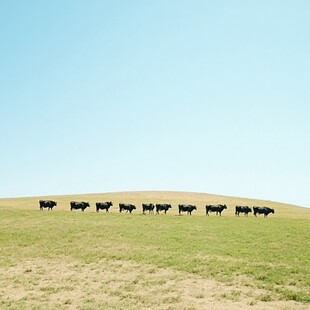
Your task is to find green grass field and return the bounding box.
[0,191,309,309]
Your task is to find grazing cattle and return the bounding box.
[205,204,227,216]
[235,206,252,216]
[142,203,155,214]
[39,200,57,211]
[178,204,197,215]
[156,203,172,214]
[119,203,136,213]
[253,206,274,217]
[96,201,113,212]
[70,201,90,212]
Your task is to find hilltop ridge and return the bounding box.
[0,191,309,218]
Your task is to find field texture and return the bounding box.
[0,191,309,309]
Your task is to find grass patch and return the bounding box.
[0,191,309,308]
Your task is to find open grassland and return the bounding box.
[0,191,309,309]
[1,190,309,217]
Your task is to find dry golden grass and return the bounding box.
[0,191,309,218]
[1,258,308,310]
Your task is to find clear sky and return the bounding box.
[1,1,309,207]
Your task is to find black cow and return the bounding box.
[178,204,197,215]
[205,204,227,216]
[235,206,252,216]
[39,200,57,211]
[156,204,172,214]
[96,201,113,212]
[70,201,90,212]
[253,206,274,217]
[119,203,136,213]
[142,203,155,214]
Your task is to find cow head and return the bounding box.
[109,201,113,206]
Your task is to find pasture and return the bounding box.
[0,191,309,309]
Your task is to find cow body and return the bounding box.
[205,204,227,216]
[178,204,197,215]
[142,203,155,214]
[119,203,136,213]
[39,200,57,211]
[235,206,252,216]
[253,206,274,217]
[156,204,172,214]
[96,201,113,212]
[70,201,90,212]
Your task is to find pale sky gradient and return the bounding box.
[1,1,309,207]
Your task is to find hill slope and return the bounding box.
[1,191,309,308]
[0,191,308,218]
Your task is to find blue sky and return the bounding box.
[1,1,309,207]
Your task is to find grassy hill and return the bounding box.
[0,191,308,218]
[0,191,309,309]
